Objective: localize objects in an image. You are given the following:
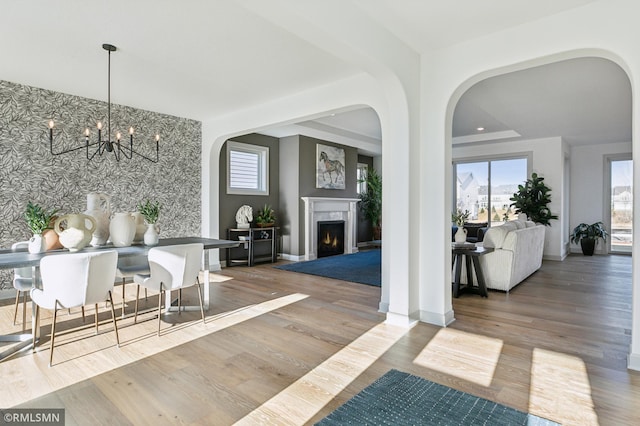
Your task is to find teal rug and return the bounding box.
[316,369,559,425]
[274,249,381,287]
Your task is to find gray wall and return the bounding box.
[279,136,300,255]
[0,80,201,289]
[218,133,280,261]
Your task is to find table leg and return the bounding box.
[471,256,489,297]
[465,255,474,288]
[453,253,463,298]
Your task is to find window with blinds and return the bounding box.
[226,141,269,195]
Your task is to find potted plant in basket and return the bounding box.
[570,222,608,256]
[137,200,161,246]
[255,204,276,227]
[24,201,59,253]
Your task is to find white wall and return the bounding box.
[569,141,632,253]
[421,0,640,369]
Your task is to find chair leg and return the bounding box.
[157,290,163,337]
[134,285,140,324]
[107,291,120,348]
[178,288,182,315]
[121,278,126,318]
[32,304,40,353]
[49,303,59,367]
[95,304,99,335]
[22,291,27,332]
[196,278,205,325]
[81,306,85,322]
[13,291,20,326]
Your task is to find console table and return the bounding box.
[226,227,278,266]
[452,245,494,298]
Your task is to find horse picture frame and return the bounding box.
[316,143,346,189]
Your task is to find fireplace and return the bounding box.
[317,220,345,258]
[301,197,359,260]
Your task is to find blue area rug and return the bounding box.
[274,249,381,287]
[316,369,559,425]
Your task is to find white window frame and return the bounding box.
[226,141,269,196]
[357,163,368,194]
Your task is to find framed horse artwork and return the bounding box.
[316,143,346,189]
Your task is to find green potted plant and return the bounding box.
[137,200,161,246]
[255,204,276,227]
[570,222,608,256]
[358,168,382,240]
[24,201,59,253]
[509,172,558,226]
[451,209,470,243]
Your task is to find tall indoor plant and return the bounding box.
[570,222,608,255]
[358,168,382,240]
[509,172,558,226]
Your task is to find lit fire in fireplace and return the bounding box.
[322,232,339,248]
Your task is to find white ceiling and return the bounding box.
[1,1,626,154]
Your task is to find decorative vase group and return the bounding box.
[84,192,111,246]
[54,213,97,252]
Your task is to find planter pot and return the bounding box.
[144,223,159,246]
[580,238,596,256]
[454,227,468,243]
[28,234,45,254]
[256,222,274,228]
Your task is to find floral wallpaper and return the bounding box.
[0,80,201,289]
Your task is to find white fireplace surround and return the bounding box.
[301,197,359,260]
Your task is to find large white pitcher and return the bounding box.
[109,212,136,247]
[84,192,111,246]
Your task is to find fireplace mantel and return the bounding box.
[301,197,359,260]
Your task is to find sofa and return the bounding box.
[456,218,545,292]
[478,219,546,291]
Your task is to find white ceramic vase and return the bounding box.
[144,223,159,246]
[132,212,146,244]
[454,226,467,243]
[85,192,111,246]
[109,212,136,247]
[54,214,97,252]
[28,234,45,254]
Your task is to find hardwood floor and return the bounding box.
[1,254,639,425]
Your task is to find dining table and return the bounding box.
[0,237,239,361]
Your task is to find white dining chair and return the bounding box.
[11,241,32,331]
[31,250,120,366]
[133,243,205,336]
[114,255,150,317]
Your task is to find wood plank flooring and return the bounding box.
[0,254,639,425]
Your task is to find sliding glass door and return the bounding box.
[609,157,632,253]
[454,156,529,227]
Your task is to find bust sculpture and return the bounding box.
[235,205,253,229]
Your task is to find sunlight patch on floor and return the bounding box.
[235,322,409,425]
[413,328,503,387]
[0,292,308,408]
[529,348,599,425]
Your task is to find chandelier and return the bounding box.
[48,43,160,163]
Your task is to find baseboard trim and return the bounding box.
[279,253,305,262]
[385,312,419,328]
[420,309,455,327]
[628,351,640,371]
